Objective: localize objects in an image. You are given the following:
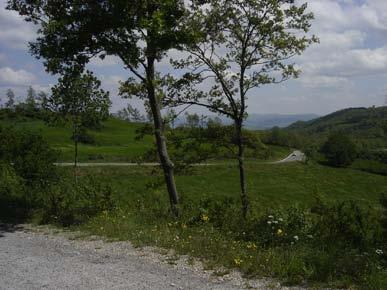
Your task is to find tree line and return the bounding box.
[7,0,317,218]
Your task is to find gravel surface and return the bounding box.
[0,224,303,290]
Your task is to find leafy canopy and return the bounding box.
[45,69,111,129]
[7,0,191,75]
[166,0,318,119]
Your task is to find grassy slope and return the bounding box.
[286,106,387,147]
[0,118,154,162]
[0,117,290,162]
[75,162,387,288]
[78,161,387,209]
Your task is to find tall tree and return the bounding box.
[117,104,146,122]
[7,0,191,216]
[26,86,37,111]
[5,89,15,109]
[44,69,111,172]
[166,0,318,217]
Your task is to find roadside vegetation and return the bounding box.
[1,122,387,289]
[1,0,387,289]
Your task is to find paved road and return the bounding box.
[0,224,299,290]
[271,150,305,164]
[55,152,305,167]
[55,162,218,167]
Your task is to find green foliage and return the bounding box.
[380,194,387,245]
[0,164,24,202]
[80,190,386,288]
[287,106,387,148]
[5,88,15,109]
[321,133,357,167]
[0,126,58,202]
[46,69,111,131]
[0,117,155,162]
[311,199,381,249]
[352,159,387,176]
[263,126,306,149]
[42,176,116,226]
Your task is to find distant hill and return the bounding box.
[243,113,319,129]
[175,113,319,129]
[286,106,387,146]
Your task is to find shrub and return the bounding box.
[42,176,116,226]
[0,127,59,207]
[321,133,357,167]
[311,199,380,250]
[0,164,24,202]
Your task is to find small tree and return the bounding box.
[117,104,146,122]
[321,133,357,167]
[5,89,15,109]
[185,112,200,128]
[25,86,37,112]
[166,0,317,217]
[45,69,111,172]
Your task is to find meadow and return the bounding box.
[71,162,387,289]
[1,116,387,289]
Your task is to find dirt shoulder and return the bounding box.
[0,224,304,290]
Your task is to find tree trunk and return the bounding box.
[73,122,78,184]
[235,119,248,219]
[146,56,180,217]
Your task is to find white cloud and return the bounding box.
[0,67,35,86]
[89,55,121,67]
[0,1,37,50]
[298,75,352,89]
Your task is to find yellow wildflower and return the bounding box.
[234,258,243,266]
[277,229,283,236]
[201,214,209,222]
[247,242,257,250]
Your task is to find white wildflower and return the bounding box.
[267,221,272,225]
[293,235,299,241]
[278,218,283,222]
[376,249,383,255]
[268,215,274,219]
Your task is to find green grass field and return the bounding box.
[73,162,387,289]
[2,115,387,289]
[0,117,290,162]
[0,118,154,162]
[76,161,387,210]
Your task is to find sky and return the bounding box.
[0,0,386,116]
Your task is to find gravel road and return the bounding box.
[0,224,300,290]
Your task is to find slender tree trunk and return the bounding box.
[145,56,180,217]
[73,121,78,184]
[235,119,248,219]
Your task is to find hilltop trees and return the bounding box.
[7,0,193,217]
[5,89,15,109]
[322,133,357,167]
[166,0,317,217]
[117,104,146,123]
[44,69,110,170]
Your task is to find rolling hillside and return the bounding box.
[0,117,154,162]
[286,106,387,147]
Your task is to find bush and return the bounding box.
[0,126,59,206]
[42,176,116,226]
[311,199,381,250]
[0,164,25,202]
[321,133,357,167]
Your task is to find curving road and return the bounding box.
[271,150,305,164]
